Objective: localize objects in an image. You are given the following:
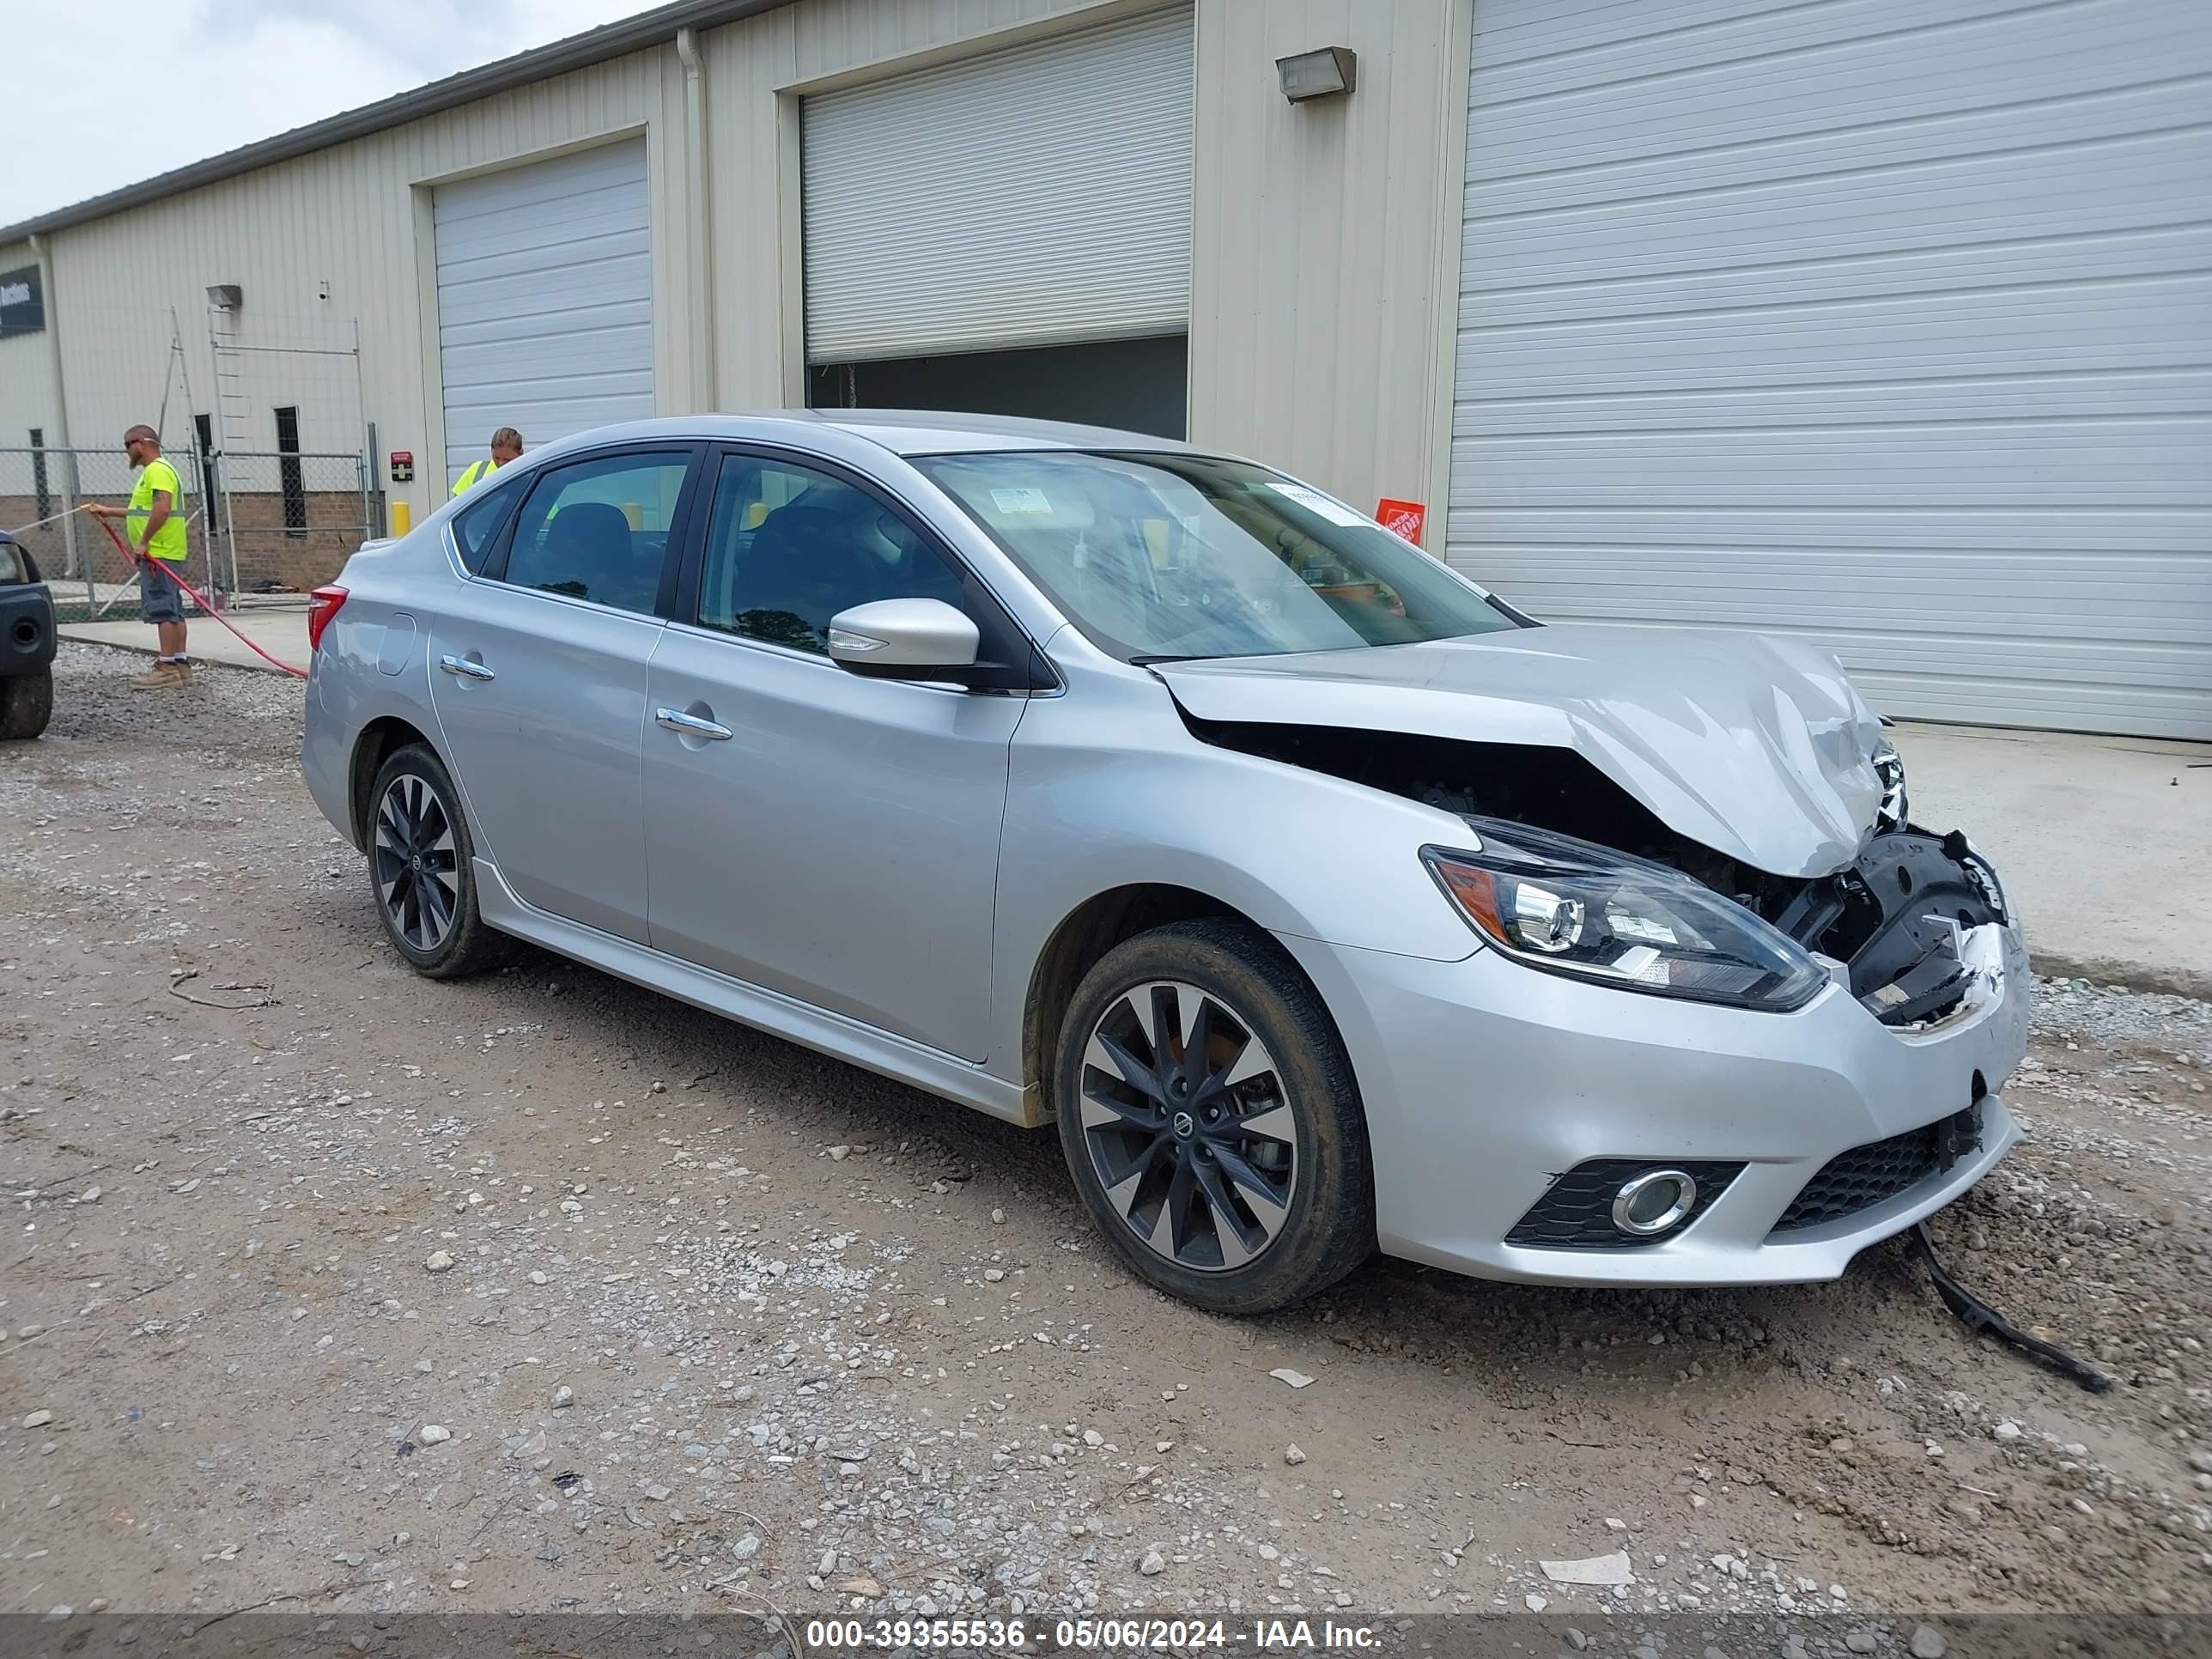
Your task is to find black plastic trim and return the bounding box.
[1506,1158,1747,1250]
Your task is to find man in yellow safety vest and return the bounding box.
[452,427,524,496]
[88,423,192,690]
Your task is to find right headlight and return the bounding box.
[1424,818,1830,1012]
[1872,736,1908,830]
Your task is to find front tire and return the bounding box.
[1054,919,1375,1315]
[0,669,53,739]
[366,743,507,979]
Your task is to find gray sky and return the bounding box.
[3,0,666,225]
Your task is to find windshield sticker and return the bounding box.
[1265,482,1366,527]
[988,487,1054,515]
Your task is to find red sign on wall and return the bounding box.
[1375,498,1426,546]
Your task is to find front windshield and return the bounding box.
[912,451,1522,662]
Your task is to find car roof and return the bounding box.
[805,410,1199,457]
[509,410,1203,464]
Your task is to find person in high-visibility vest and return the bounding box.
[88,423,192,690]
[452,427,524,496]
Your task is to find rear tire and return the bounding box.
[0,669,52,739]
[366,743,508,979]
[1054,918,1375,1315]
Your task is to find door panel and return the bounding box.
[428,586,662,941]
[641,448,1025,1060]
[641,628,1020,1060]
[427,446,697,942]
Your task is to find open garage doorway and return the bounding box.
[800,9,1194,444]
[805,335,1188,440]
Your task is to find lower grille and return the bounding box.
[1771,1102,1984,1234]
[1507,1158,1745,1249]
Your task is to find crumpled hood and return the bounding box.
[1156,624,1887,878]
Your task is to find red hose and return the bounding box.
[95,519,309,681]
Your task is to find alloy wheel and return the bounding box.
[1077,981,1297,1273]
[373,774,460,953]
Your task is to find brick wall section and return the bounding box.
[222,490,366,590]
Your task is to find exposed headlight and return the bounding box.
[1960,840,2012,924]
[1425,818,1829,1012]
[1873,737,1908,831]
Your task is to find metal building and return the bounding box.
[0,0,2203,738]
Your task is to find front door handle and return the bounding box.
[440,653,495,682]
[654,706,733,741]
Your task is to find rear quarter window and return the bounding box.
[451,476,526,574]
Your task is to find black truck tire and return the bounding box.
[0,669,53,740]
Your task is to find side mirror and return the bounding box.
[826,598,981,680]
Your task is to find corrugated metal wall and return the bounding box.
[1447,0,2212,740]
[697,0,1132,414]
[1188,0,1468,527]
[12,0,1466,541]
[0,240,58,444]
[800,9,1196,363]
[39,48,689,492]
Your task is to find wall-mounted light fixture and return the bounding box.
[206,283,243,312]
[1276,46,1356,103]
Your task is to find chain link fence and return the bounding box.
[210,448,373,598]
[0,444,221,624]
[0,441,369,623]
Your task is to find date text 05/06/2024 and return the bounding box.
[801,1617,1382,1651]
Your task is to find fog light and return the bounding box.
[1611,1169,1698,1237]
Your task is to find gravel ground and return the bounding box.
[5,645,2211,1650]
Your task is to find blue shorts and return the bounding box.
[139,558,185,624]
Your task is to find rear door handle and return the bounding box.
[654,707,733,741]
[439,653,494,681]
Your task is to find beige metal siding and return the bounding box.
[0,240,59,442]
[17,0,1468,538]
[1188,0,1469,534]
[40,49,690,525]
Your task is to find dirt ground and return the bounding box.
[5,646,2212,1649]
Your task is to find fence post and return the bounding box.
[59,449,93,613]
[358,444,374,548]
[366,420,386,539]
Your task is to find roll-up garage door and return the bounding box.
[434,140,654,488]
[801,8,1195,364]
[1448,0,2212,739]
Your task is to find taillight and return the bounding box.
[307,586,349,652]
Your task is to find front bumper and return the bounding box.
[1278,915,2029,1288]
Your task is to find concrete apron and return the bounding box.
[1893,721,2211,1000]
[59,609,311,678]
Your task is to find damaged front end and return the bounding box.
[1187,720,2013,1028]
[1776,824,2011,1032]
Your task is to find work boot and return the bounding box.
[131,660,186,690]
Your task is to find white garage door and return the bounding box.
[801,8,1194,364]
[1449,0,2212,739]
[434,140,653,489]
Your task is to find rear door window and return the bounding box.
[496,451,693,615]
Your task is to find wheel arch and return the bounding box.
[349,716,440,848]
[1021,884,1345,1127]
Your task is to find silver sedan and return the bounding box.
[301,412,2027,1313]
